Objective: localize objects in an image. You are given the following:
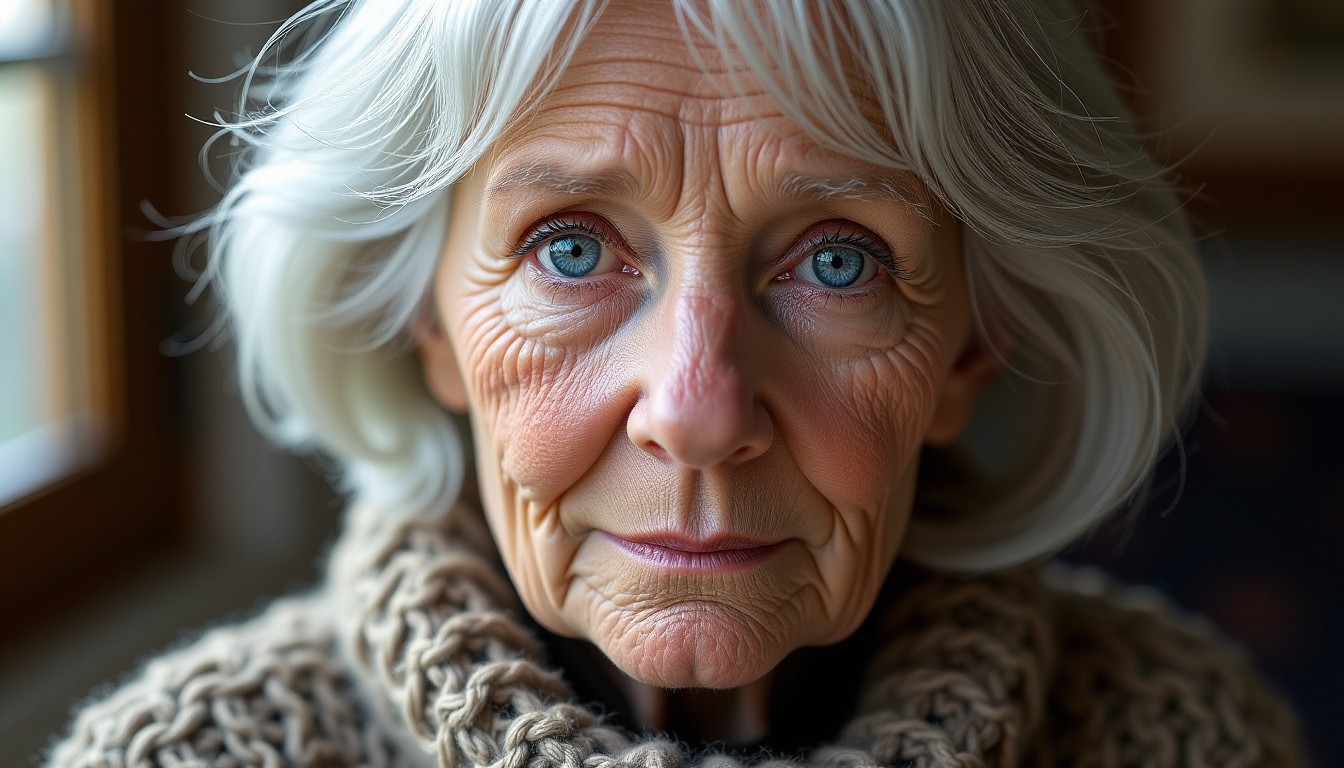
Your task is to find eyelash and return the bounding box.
[510,215,906,284]
[798,225,907,283]
[511,215,615,259]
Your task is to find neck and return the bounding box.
[619,673,774,746]
[544,633,778,746]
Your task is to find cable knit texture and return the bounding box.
[47,506,1304,767]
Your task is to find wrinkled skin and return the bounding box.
[418,0,994,740]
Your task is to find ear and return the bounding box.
[414,309,468,412]
[924,330,1007,447]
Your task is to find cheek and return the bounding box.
[451,275,638,502]
[784,326,944,507]
[773,316,952,641]
[445,260,650,636]
[763,273,944,505]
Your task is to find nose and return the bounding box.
[628,292,774,468]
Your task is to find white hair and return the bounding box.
[192,0,1206,573]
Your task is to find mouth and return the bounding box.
[604,532,786,572]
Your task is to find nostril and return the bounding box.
[726,403,773,466]
[727,445,756,466]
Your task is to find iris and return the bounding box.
[544,234,603,277]
[811,246,865,288]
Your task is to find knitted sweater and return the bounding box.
[47,507,1304,767]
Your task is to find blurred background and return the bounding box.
[0,0,1339,765]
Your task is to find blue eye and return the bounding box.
[540,234,604,277]
[796,246,874,289]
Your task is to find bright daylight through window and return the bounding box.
[0,0,99,506]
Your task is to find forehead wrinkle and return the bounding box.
[537,82,786,128]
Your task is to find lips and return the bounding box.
[605,532,785,571]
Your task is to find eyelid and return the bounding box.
[511,212,625,259]
[786,221,907,282]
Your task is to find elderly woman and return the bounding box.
[52,0,1302,765]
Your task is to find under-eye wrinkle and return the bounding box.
[525,262,628,301]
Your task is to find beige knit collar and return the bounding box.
[327,508,1055,767]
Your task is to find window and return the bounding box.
[0,0,104,505]
[0,0,180,625]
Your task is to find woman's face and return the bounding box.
[420,1,989,689]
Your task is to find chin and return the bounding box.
[597,600,791,689]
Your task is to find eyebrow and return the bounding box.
[776,172,933,219]
[483,162,932,218]
[483,164,641,203]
